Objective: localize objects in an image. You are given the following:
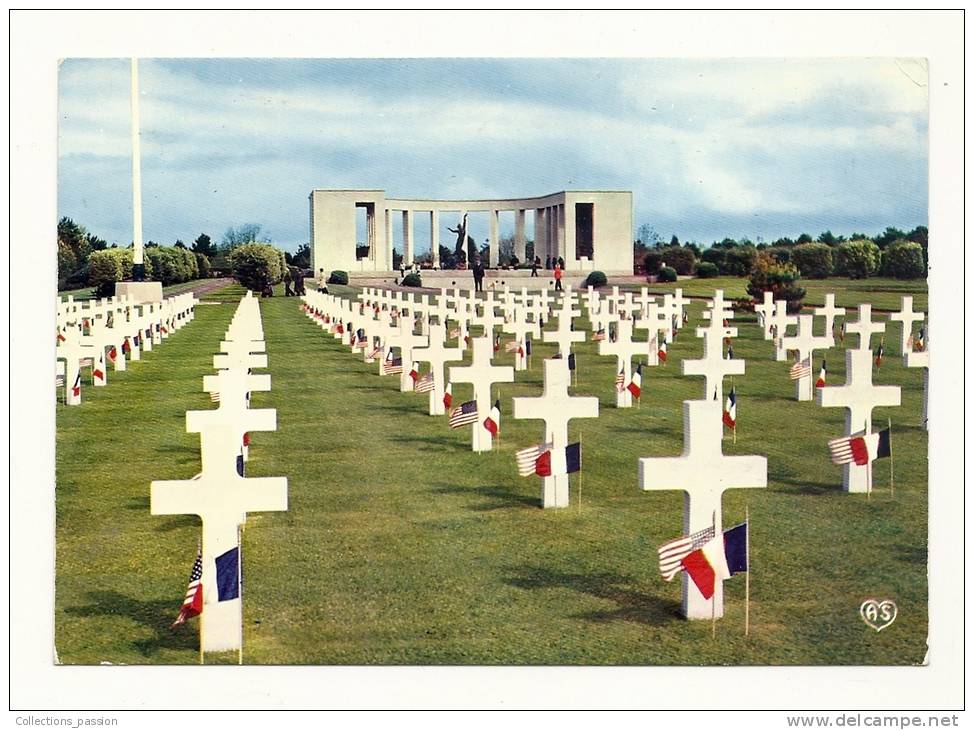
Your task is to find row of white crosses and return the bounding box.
[56,292,197,405]
[151,291,288,656]
[581,286,688,408]
[640,288,767,621]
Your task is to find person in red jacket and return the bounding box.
[553,262,563,292]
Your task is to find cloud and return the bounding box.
[57,58,927,250]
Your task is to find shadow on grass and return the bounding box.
[391,434,463,450]
[892,544,927,565]
[368,403,424,417]
[772,476,838,495]
[505,566,681,626]
[429,482,539,511]
[154,515,199,532]
[63,591,198,659]
[347,383,390,393]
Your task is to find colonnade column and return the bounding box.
[385,209,394,269]
[430,210,440,269]
[402,210,413,265]
[535,208,546,265]
[556,204,567,266]
[563,203,576,269]
[514,209,526,262]
[488,210,500,268]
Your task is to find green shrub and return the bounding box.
[834,239,880,279]
[328,270,349,285]
[584,271,607,287]
[724,246,758,276]
[58,241,78,289]
[701,247,726,270]
[790,243,834,279]
[229,243,285,291]
[746,252,805,313]
[695,261,719,278]
[86,248,154,297]
[642,251,663,275]
[658,266,678,283]
[401,272,422,287]
[661,246,696,275]
[195,252,211,278]
[766,246,792,264]
[881,240,926,279]
[87,250,124,298]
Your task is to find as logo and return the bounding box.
[859,599,897,632]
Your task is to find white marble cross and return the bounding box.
[512,358,599,508]
[670,288,690,331]
[768,301,799,361]
[502,305,540,371]
[603,286,625,317]
[385,318,429,392]
[413,323,464,416]
[889,295,924,355]
[599,318,644,408]
[817,347,901,492]
[702,289,734,324]
[448,336,514,452]
[754,291,775,340]
[904,322,929,430]
[639,399,767,619]
[814,293,846,346]
[634,299,667,367]
[543,297,585,358]
[845,304,886,352]
[683,317,744,403]
[473,294,505,340]
[781,314,833,401]
[634,288,656,319]
[151,376,286,653]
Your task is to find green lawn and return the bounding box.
[630,276,927,312]
[55,280,928,665]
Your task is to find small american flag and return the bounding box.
[592,327,606,342]
[415,372,435,393]
[789,356,811,380]
[657,525,716,581]
[615,368,626,392]
[171,546,203,628]
[366,344,383,362]
[383,351,403,375]
[449,400,479,429]
[210,391,221,402]
[55,375,64,387]
[515,442,551,477]
[505,341,519,353]
[450,327,461,338]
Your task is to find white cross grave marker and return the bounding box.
[413,323,464,416]
[512,358,598,508]
[639,399,767,619]
[781,314,832,401]
[814,293,846,347]
[385,318,429,392]
[448,336,514,452]
[599,317,645,408]
[817,345,901,493]
[889,296,924,355]
[683,317,743,403]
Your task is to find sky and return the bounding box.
[58,57,929,253]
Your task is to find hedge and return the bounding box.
[229,243,285,291]
[790,243,834,279]
[660,246,696,275]
[86,248,155,297]
[700,247,726,270]
[881,240,926,279]
[328,270,349,285]
[834,239,880,279]
[746,252,805,313]
[723,246,758,276]
[584,271,607,288]
[695,261,719,278]
[401,272,422,287]
[642,251,663,275]
[658,266,678,283]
